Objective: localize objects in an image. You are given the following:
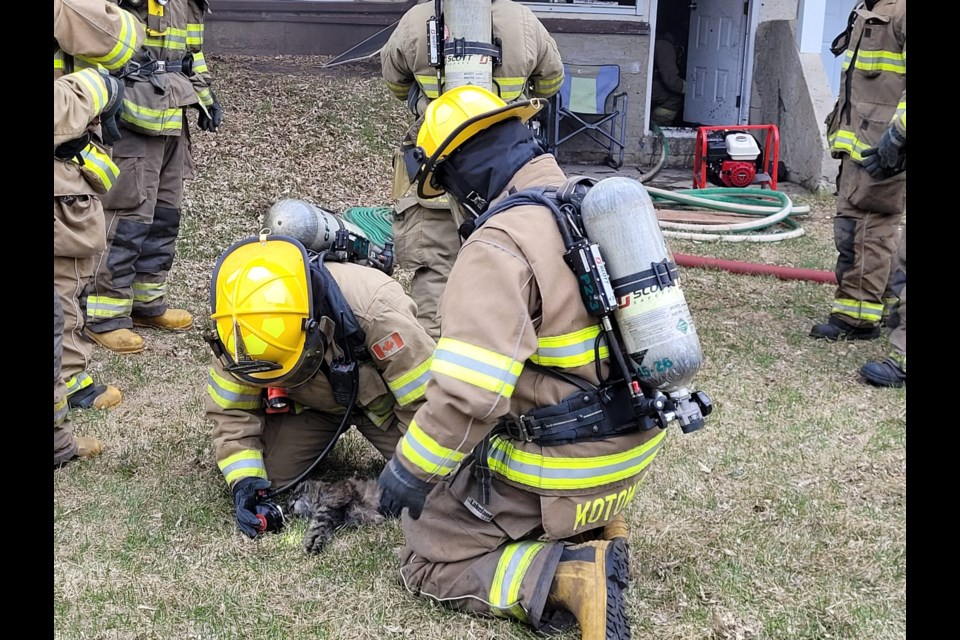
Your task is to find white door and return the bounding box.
[684,0,750,125]
[821,0,858,98]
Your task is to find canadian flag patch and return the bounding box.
[372,332,406,360]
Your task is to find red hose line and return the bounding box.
[674,253,837,284]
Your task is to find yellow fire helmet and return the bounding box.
[206,233,326,388]
[406,85,543,199]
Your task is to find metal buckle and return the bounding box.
[517,415,534,443]
[155,60,167,73]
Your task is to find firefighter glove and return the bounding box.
[876,125,906,169]
[198,90,224,132]
[99,73,125,146]
[378,456,434,520]
[232,476,271,538]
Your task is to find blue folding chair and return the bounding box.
[548,64,628,169]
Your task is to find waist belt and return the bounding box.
[122,54,193,78]
[495,383,654,447]
[470,381,658,505]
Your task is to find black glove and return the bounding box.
[99,72,125,146]
[860,143,907,179]
[378,456,435,520]
[197,90,223,132]
[232,476,272,538]
[876,125,906,169]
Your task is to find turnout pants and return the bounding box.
[54,255,98,400]
[261,411,405,488]
[397,458,590,632]
[830,156,905,329]
[887,225,907,368]
[54,287,78,465]
[392,201,460,340]
[85,124,190,333]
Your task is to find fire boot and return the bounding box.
[68,383,122,410]
[603,514,630,542]
[75,436,103,459]
[547,538,632,640]
[132,308,194,331]
[860,358,906,388]
[809,316,880,341]
[86,328,145,354]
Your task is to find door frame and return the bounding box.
[645,0,762,132]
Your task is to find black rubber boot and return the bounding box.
[860,359,906,388]
[809,316,880,341]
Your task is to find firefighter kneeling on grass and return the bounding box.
[202,233,435,538]
[377,85,711,640]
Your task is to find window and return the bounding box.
[522,0,646,17]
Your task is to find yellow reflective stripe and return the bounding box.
[120,100,184,132]
[495,76,525,101]
[385,81,410,98]
[363,394,396,427]
[218,450,268,485]
[54,50,65,70]
[415,74,441,98]
[85,295,133,319]
[828,129,873,161]
[534,74,564,92]
[387,357,433,406]
[831,298,884,323]
[145,30,188,50]
[65,372,94,395]
[186,22,204,47]
[432,338,524,397]
[72,68,108,113]
[399,419,465,477]
[846,48,906,74]
[529,325,608,368]
[489,541,545,621]
[77,143,120,190]
[191,52,208,74]
[196,86,213,106]
[889,352,906,372]
[207,368,262,410]
[488,430,666,490]
[79,10,140,69]
[133,281,166,302]
[893,101,906,131]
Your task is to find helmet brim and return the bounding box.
[415,98,543,199]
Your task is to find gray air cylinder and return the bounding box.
[262,199,368,254]
[580,177,704,398]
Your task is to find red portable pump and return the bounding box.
[693,124,779,190]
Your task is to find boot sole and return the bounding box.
[809,330,880,342]
[131,319,194,331]
[85,332,144,354]
[604,538,632,640]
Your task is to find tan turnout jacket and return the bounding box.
[206,262,438,488]
[391,154,668,540]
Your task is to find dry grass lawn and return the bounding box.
[54,55,906,640]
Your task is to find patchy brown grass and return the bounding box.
[54,55,905,640]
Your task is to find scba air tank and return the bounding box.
[262,199,368,254]
[580,177,704,397]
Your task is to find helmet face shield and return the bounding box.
[206,235,325,388]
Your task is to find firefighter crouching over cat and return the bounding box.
[203,233,436,538]
[378,86,711,640]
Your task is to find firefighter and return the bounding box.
[377,86,663,640]
[810,0,905,341]
[650,28,685,127]
[380,0,564,339]
[83,0,222,354]
[54,0,146,465]
[860,99,906,388]
[203,234,437,538]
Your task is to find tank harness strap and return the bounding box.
[442,38,503,66]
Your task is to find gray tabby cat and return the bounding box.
[287,476,385,554]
